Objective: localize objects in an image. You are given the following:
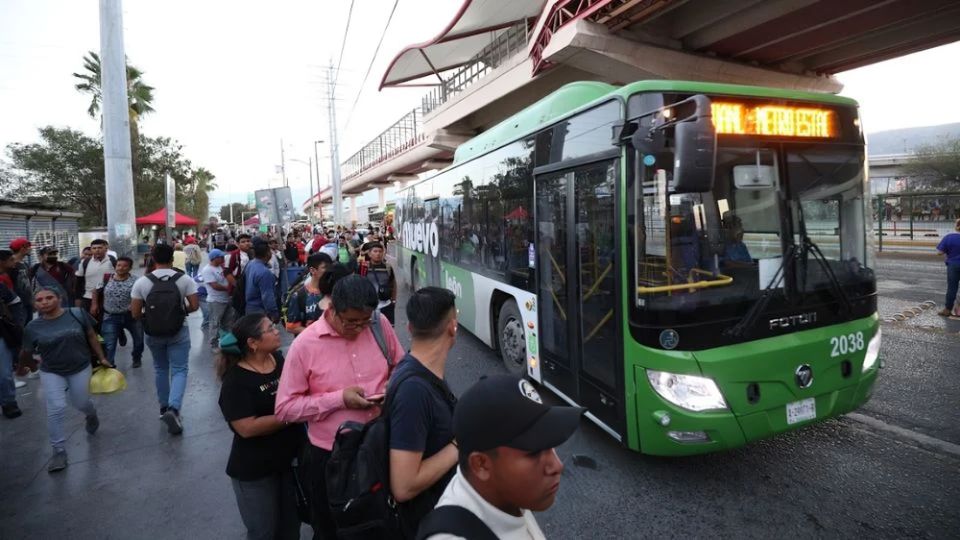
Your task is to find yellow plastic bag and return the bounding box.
[89,367,127,394]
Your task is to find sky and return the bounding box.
[1,0,959,218]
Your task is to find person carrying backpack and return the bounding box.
[416,376,585,540]
[74,239,116,329]
[283,253,332,336]
[360,242,397,325]
[275,276,403,539]
[387,287,459,537]
[29,246,77,307]
[183,239,203,278]
[130,243,199,436]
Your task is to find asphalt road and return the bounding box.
[1,254,957,538]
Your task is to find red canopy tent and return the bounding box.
[135,208,199,226]
[505,206,529,220]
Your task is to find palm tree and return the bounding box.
[73,51,155,181]
[190,168,218,224]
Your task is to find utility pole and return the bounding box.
[326,63,344,226]
[308,155,314,220]
[314,139,323,222]
[280,138,288,186]
[99,0,136,258]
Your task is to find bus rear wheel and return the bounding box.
[498,301,526,376]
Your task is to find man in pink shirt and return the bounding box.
[275,275,404,539]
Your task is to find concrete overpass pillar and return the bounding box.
[377,187,386,210]
[349,195,358,226]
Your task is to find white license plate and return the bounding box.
[786,398,816,425]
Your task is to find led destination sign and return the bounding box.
[710,102,837,138]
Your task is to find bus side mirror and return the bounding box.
[673,95,716,193]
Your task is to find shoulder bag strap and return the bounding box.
[415,505,499,540]
[369,313,394,367]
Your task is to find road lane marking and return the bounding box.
[845,412,960,458]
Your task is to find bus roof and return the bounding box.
[453,80,859,165]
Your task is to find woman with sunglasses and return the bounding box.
[218,314,305,540]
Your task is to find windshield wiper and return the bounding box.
[724,244,797,338]
[798,235,853,313]
[795,201,853,314]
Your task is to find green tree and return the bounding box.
[6,127,107,226]
[73,51,155,182]
[5,126,214,228]
[219,202,248,223]
[904,136,960,191]
[188,168,218,224]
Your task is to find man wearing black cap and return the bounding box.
[417,375,585,540]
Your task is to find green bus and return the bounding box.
[395,80,881,455]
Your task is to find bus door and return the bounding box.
[535,158,621,432]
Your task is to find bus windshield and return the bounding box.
[632,142,874,326]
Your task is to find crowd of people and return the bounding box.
[0,225,586,539]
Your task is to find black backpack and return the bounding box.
[325,315,411,539]
[415,506,498,540]
[230,269,247,316]
[143,272,186,337]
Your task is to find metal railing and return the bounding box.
[341,108,424,180]
[874,192,960,251]
[422,23,529,116]
[338,23,531,184]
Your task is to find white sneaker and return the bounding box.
[14,380,26,389]
[27,369,40,380]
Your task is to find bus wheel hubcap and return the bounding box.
[503,318,525,366]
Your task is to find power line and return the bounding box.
[333,0,356,92]
[344,0,400,131]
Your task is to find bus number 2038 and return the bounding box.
[830,332,865,357]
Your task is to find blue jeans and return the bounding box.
[186,262,200,278]
[39,365,96,452]
[199,300,210,327]
[145,326,191,411]
[101,312,144,364]
[947,263,960,311]
[0,338,17,406]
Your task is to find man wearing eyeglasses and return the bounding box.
[275,275,404,538]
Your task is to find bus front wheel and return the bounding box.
[498,301,526,376]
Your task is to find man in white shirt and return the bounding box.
[418,375,585,540]
[199,249,232,349]
[130,243,199,436]
[75,239,116,326]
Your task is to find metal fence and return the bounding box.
[338,24,531,185]
[341,108,424,180]
[421,24,530,116]
[874,192,960,251]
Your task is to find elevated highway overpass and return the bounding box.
[304,0,960,220]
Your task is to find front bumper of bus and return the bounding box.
[630,318,881,456]
[633,367,879,456]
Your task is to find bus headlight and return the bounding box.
[646,370,728,412]
[862,328,881,373]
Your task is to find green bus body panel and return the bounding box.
[454,81,617,164]
[454,80,857,165]
[612,80,859,107]
[625,314,880,456]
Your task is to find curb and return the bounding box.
[845,412,960,459]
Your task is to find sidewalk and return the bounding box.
[0,313,302,539]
